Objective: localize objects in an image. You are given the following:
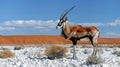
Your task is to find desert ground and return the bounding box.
[0,35,120,45]
[0,45,120,67]
[0,35,120,67]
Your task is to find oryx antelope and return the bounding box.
[56,6,100,59]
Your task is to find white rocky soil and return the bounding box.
[0,44,120,67]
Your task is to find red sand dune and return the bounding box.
[0,35,120,45]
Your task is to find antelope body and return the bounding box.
[56,6,100,59]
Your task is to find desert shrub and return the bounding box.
[0,47,8,50]
[45,45,67,59]
[86,55,104,64]
[82,49,90,54]
[36,52,41,58]
[33,51,42,58]
[81,45,92,48]
[14,45,24,50]
[108,45,116,48]
[117,45,120,48]
[112,51,120,56]
[0,49,15,58]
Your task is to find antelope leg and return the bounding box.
[73,45,77,59]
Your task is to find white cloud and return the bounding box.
[77,22,104,27]
[0,20,59,33]
[2,19,120,28]
[34,26,51,32]
[0,26,15,31]
[105,32,120,37]
[34,26,45,29]
[107,19,120,26]
[0,19,120,36]
[3,20,58,28]
[74,19,120,27]
[3,20,38,26]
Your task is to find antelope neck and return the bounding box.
[62,21,71,37]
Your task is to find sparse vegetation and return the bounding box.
[81,45,92,48]
[0,49,15,58]
[0,45,120,67]
[34,51,42,58]
[0,47,9,50]
[14,45,24,50]
[112,50,120,56]
[108,45,116,48]
[86,55,104,64]
[117,45,120,48]
[37,52,41,58]
[45,45,67,59]
[82,49,90,54]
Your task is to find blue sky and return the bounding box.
[0,0,120,38]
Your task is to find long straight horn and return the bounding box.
[60,6,76,19]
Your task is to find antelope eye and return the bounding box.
[58,22,62,26]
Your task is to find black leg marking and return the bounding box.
[72,39,77,45]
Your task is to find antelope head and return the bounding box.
[56,6,75,29]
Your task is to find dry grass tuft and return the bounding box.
[112,51,120,56]
[82,49,90,54]
[36,53,41,58]
[0,49,15,58]
[45,45,67,59]
[86,55,104,64]
[81,45,92,48]
[108,45,116,48]
[14,45,24,50]
[34,51,42,58]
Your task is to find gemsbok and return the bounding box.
[56,6,100,59]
